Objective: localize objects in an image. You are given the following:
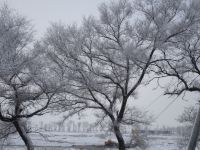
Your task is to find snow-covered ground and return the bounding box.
[0,132,179,150]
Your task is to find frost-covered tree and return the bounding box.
[152,0,200,149]
[151,0,200,95]
[0,5,61,150]
[178,106,197,125]
[42,0,197,149]
[176,106,200,150]
[0,121,16,143]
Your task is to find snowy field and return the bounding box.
[0,132,180,150]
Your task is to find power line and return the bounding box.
[144,94,163,111]
[154,75,200,119]
[154,96,179,120]
[144,75,199,114]
[144,78,182,111]
[144,76,200,121]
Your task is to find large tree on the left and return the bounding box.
[0,4,61,150]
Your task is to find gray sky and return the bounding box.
[4,0,106,37]
[3,0,198,127]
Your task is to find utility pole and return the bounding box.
[187,101,200,150]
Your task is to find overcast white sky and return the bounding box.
[3,0,198,127]
[4,0,106,38]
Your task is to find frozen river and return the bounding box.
[0,132,179,150]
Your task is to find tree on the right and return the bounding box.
[152,0,200,149]
[176,106,199,149]
[152,0,200,95]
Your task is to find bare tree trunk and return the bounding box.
[187,103,200,150]
[13,120,34,150]
[113,121,126,150]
